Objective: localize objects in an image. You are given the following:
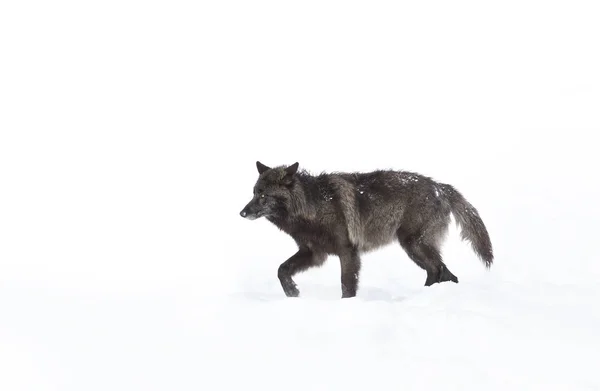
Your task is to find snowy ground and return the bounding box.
[2,1,600,390]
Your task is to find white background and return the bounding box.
[1,1,599,390]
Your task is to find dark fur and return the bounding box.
[240,161,493,298]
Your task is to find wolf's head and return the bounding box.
[239,161,300,220]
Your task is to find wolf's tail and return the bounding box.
[441,184,493,268]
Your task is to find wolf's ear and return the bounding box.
[282,162,299,186]
[285,162,299,176]
[256,161,271,174]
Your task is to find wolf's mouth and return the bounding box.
[240,210,265,220]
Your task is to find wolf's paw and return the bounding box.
[439,265,459,284]
[281,282,300,298]
[424,266,459,286]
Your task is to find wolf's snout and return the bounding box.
[240,210,247,218]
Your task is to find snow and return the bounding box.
[2,1,600,390]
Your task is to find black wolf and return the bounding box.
[240,161,493,298]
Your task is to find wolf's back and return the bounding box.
[441,184,494,267]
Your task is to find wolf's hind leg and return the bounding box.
[397,230,458,286]
[278,248,326,297]
[419,243,458,285]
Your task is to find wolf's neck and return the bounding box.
[267,215,295,233]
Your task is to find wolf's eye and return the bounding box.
[260,194,265,198]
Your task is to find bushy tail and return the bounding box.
[441,184,493,268]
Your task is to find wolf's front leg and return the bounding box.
[339,249,361,298]
[277,248,326,297]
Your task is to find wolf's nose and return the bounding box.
[240,210,247,218]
